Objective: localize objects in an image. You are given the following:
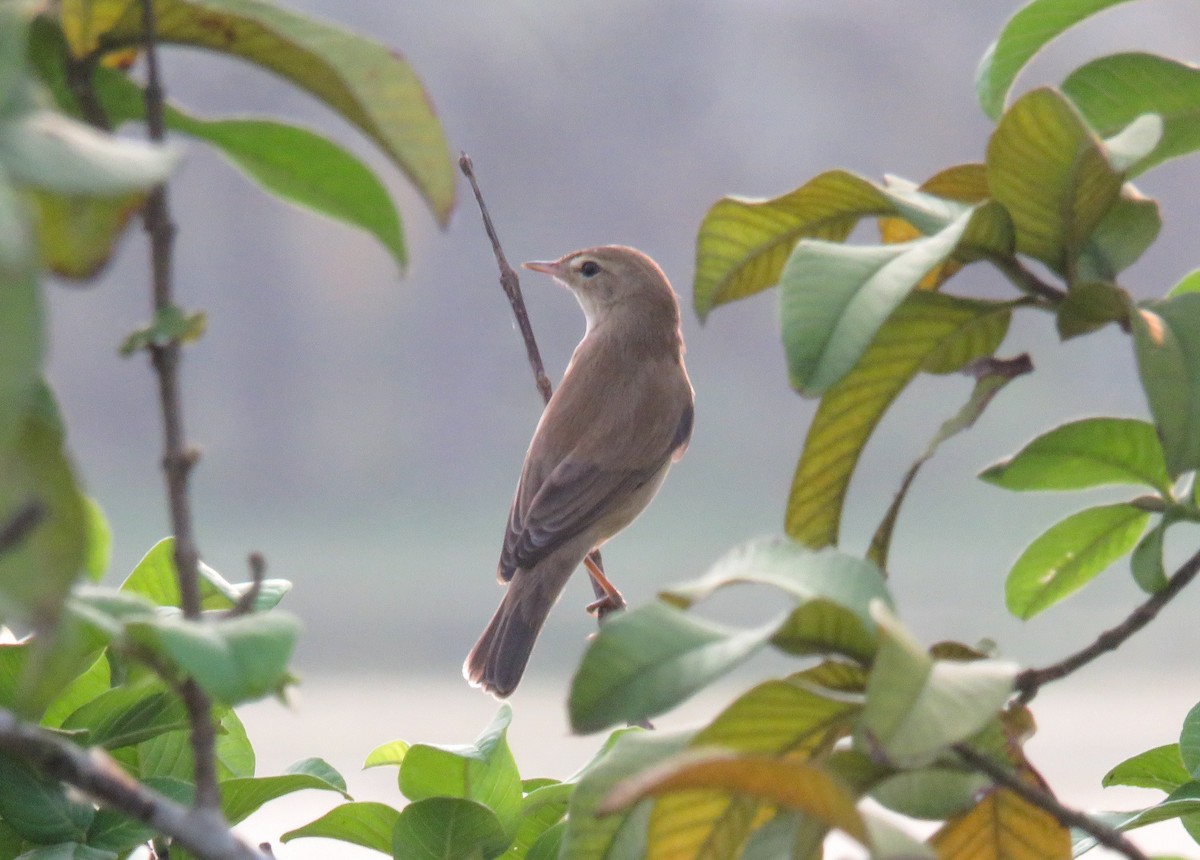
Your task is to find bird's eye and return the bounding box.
[579,260,600,277]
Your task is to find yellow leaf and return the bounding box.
[931,787,1071,859]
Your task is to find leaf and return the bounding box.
[1064,52,1200,176]
[870,768,989,820]
[1075,190,1161,284]
[119,536,290,612]
[125,611,300,705]
[781,209,976,396]
[0,109,177,196]
[931,786,1071,859]
[660,537,891,629]
[975,0,1137,120]
[600,751,867,846]
[80,498,111,582]
[769,600,878,665]
[1180,700,1200,777]
[92,0,455,224]
[986,88,1138,275]
[280,801,400,853]
[12,844,117,860]
[560,729,692,860]
[693,170,893,320]
[786,291,1012,547]
[0,263,41,453]
[0,754,93,844]
[363,739,410,770]
[40,651,110,729]
[220,770,350,827]
[1130,517,1168,595]
[118,305,206,356]
[568,603,776,735]
[1005,503,1149,619]
[506,783,572,860]
[86,57,409,271]
[1103,744,1189,793]
[1055,280,1133,338]
[1169,270,1200,298]
[399,705,522,841]
[60,678,188,749]
[869,354,1032,568]
[0,389,88,630]
[392,797,510,860]
[979,417,1172,495]
[525,821,565,860]
[1132,294,1200,477]
[29,189,147,280]
[862,604,1016,767]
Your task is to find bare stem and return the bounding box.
[457,153,622,617]
[0,707,267,860]
[953,744,1148,860]
[989,255,1067,304]
[137,0,220,813]
[1016,546,1200,703]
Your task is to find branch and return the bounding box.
[953,744,1148,860]
[137,0,221,813]
[457,153,623,617]
[227,552,266,617]
[989,255,1067,304]
[1016,546,1200,703]
[0,707,268,860]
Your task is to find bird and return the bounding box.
[464,245,694,698]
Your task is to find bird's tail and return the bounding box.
[464,568,567,698]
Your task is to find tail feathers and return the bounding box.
[464,572,560,698]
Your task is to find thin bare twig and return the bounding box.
[458,153,624,617]
[0,707,267,860]
[228,552,266,617]
[953,744,1148,860]
[0,502,44,556]
[137,0,221,813]
[1016,546,1200,704]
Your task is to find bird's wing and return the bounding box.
[498,398,692,580]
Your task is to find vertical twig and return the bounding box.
[457,153,622,614]
[137,0,221,814]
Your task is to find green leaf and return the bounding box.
[1104,744,1190,793]
[220,770,349,827]
[1169,270,1200,298]
[79,498,110,582]
[0,262,41,460]
[399,705,522,841]
[505,783,572,860]
[986,87,1134,274]
[559,729,691,860]
[86,58,409,271]
[392,797,510,860]
[568,603,775,734]
[781,209,976,396]
[281,801,400,853]
[124,706,252,783]
[979,417,1172,495]
[1075,191,1161,284]
[786,291,1012,547]
[60,678,187,749]
[660,537,890,630]
[1064,52,1200,176]
[118,305,206,356]
[1005,502,1149,619]
[40,651,110,729]
[0,389,88,629]
[861,604,1016,767]
[1132,294,1200,477]
[869,355,1032,568]
[0,108,177,196]
[86,776,191,854]
[870,768,989,820]
[693,170,893,320]
[364,739,410,770]
[288,757,347,793]
[1130,517,1168,594]
[119,537,290,612]
[12,845,117,860]
[524,821,565,860]
[1055,280,1133,338]
[769,600,879,665]
[96,0,455,225]
[28,189,147,281]
[126,611,300,705]
[975,0,1137,120]
[1180,700,1200,777]
[0,754,93,844]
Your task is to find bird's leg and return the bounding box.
[583,552,626,617]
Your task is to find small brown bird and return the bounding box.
[464,245,694,697]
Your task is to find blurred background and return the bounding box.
[41,0,1200,854]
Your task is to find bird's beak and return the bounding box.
[522,259,565,278]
